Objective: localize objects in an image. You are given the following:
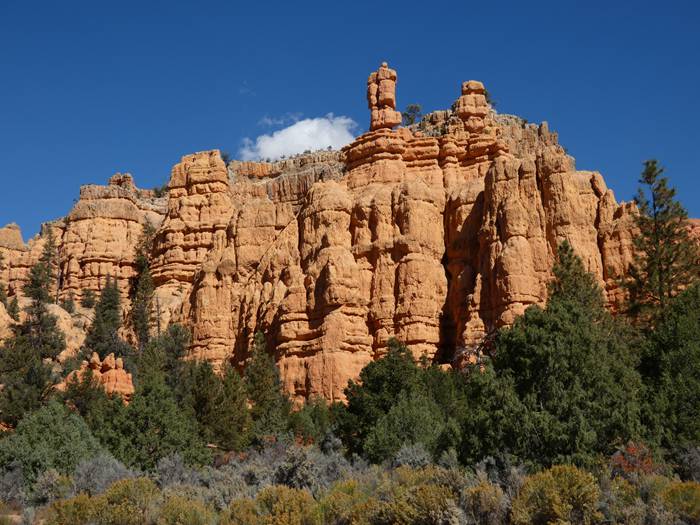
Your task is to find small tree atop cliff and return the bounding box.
[626,160,699,320]
[402,104,422,126]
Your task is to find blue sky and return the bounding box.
[1,0,698,239]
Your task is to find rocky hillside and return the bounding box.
[0,62,677,403]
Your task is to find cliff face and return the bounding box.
[1,63,644,403]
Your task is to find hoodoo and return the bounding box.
[0,63,644,403]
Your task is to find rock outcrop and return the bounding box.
[1,174,165,306]
[367,62,402,131]
[57,352,134,402]
[139,63,646,403]
[2,62,693,403]
[60,173,165,303]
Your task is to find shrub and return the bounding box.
[0,402,101,486]
[221,498,260,525]
[0,462,25,505]
[256,485,320,524]
[511,465,603,525]
[319,479,379,525]
[72,453,133,497]
[189,464,251,510]
[679,446,700,482]
[155,495,216,525]
[274,445,352,496]
[660,481,700,523]
[155,454,201,488]
[461,480,508,525]
[392,443,432,469]
[28,468,72,506]
[95,477,161,525]
[599,477,645,525]
[376,482,462,524]
[610,441,657,480]
[222,485,321,525]
[45,493,98,525]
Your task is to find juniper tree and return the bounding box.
[626,160,699,320]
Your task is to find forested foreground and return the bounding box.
[0,164,699,524]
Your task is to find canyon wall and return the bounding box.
[1,64,647,402]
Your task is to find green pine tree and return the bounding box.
[289,395,332,444]
[244,332,290,442]
[338,338,422,456]
[6,296,19,321]
[0,251,7,308]
[0,336,54,426]
[80,289,96,309]
[0,246,66,425]
[626,160,699,320]
[212,364,251,451]
[24,228,57,304]
[131,222,156,349]
[19,232,66,361]
[83,277,131,360]
[139,324,190,392]
[485,242,641,467]
[61,368,130,461]
[121,353,210,470]
[182,361,252,451]
[640,284,700,455]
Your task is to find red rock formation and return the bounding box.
[60,173,165,303]
[367,62,402,131]
[1,174,165,305]
[57,352,134,402]
[141,65,648,403]
[4,63,697,404]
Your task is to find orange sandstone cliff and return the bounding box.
[0,64,648,403]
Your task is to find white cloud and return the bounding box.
[258,112,303,127]
[240,114,357,161]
